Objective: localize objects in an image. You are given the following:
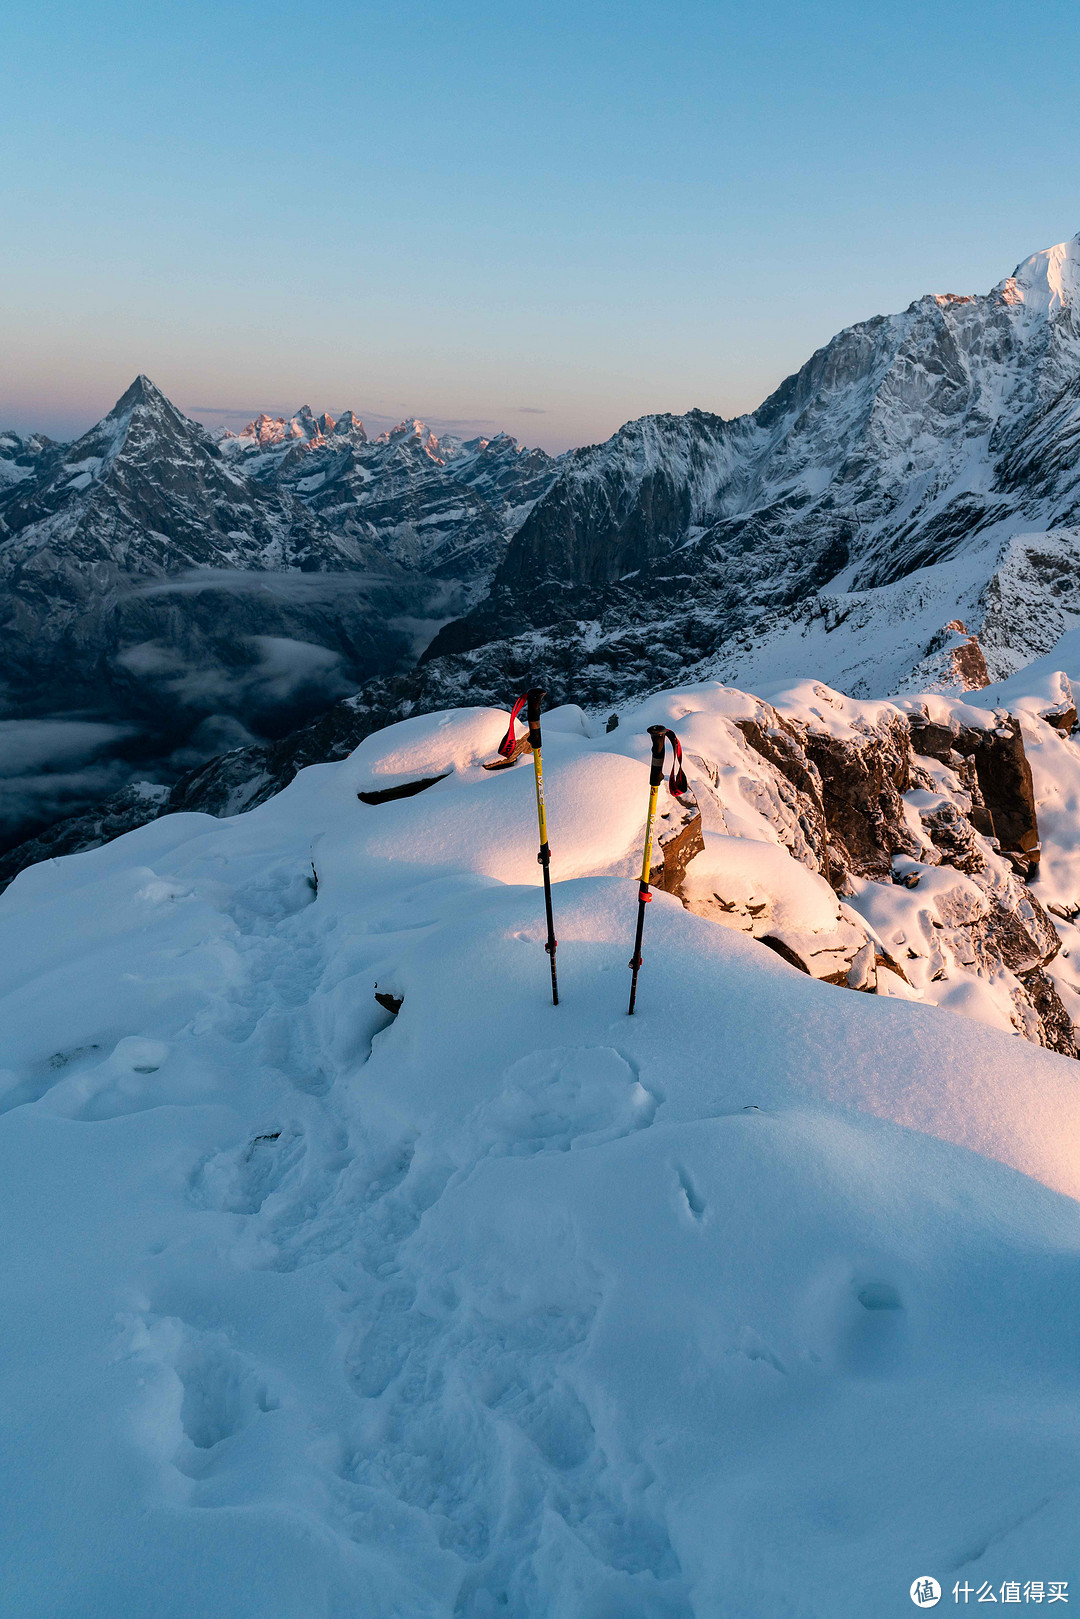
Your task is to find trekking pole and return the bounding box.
[526,686,559,1005]
[628,724,688,1015]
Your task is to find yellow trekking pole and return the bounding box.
[491,687,559,1004]
[628,724,688,1014]
[526,687,559,1006]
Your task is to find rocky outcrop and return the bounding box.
[799,714,921,886]
[907,707,1041,871]
[916,620,991,691]
[648,792,705,892]
[660,691,1074,1055]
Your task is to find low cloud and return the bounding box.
[129,569,401,601]
[0,719,132,776]
[0,719,138,847]
[246,636,348,703]
[516,406,547,414]
[115,634,352,712]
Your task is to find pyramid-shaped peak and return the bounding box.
[996,232,1080,317]
[108,374,174,417]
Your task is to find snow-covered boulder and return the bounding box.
[678,831,878,987]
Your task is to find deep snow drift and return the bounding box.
[1,665,1080,1617]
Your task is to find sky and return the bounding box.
[3,0,1080,454]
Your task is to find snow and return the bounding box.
[2,680,1080,1615]
[681,832,845,933]
[691,529,1080,701]
[997,232,1080,319]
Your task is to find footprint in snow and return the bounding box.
[188,1126,305,1215]
[478,1046,657,1155]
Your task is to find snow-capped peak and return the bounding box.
[105,374,173,419]
[996,231,1080,316]
[376,419,445,461]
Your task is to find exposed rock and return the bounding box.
[971,716,1041,863]
[796,712,920,885]
[907,707,1041,864]
[357,772,450,806]
[1014,968,1077,1057]
[649,793,705,893]
[734,702,918,888]
[916,620,990,691]
[916,796,986,875]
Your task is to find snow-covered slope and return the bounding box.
[2,674,1080,1616]
[422,233,1080,709]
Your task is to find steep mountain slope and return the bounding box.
[0,375,395,709]
[420,234,1080,706]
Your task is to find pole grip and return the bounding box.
[647,724,668,787]
[526,687,546,752]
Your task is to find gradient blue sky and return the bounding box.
[3,0,1080,452]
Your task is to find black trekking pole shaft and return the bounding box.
[627,892,648,1015]
[540,853,558,1004]
[527,687,558,1006]
[628,725,669,1015]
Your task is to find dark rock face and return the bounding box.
[970,719,1040,859]
[798,716,920,886]
[727,696,1073,1055]
[907,708,1041,865]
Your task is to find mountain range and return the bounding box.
[0,380,555,849]
[4,230,1080,879]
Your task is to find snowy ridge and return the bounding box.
[423,232,1080,709]
[2,660,1080,1614]
[997,234,1080,318]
